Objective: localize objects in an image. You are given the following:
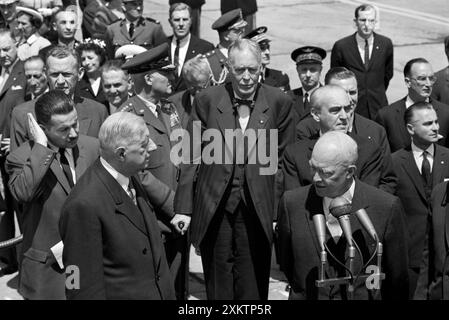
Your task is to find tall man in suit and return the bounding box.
[167,2,213,93]
[282,85,396,195]
[119,43,191,300]
[391,102,449,299]
[244,26,290,92]
[60,112,175,300]
[10,46,108,151]
[175,39,297,299]
[278,131,409,300]
[376,58,449,153]
[296,67,391,161]
[431,36,449,105]
[105,0,167,59]
[331,4,393,120]
[6,90,100,299]
[287,46,325,120]
[0,28,26,274]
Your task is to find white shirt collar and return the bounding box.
[26,33,39,45]
[136,94,158,116]
[411,141,434,158]
[172,33,190,47]
[355,32,374,46]
[302,84,320,98]
[406,95,429,109]
[100,157,130,192]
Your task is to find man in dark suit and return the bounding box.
[376,58,449,153]
[431,36,449,105]
[10,46,108,151]
[175,38,297,299]
[244,26,290,92]
[278,131,409,300]
[0,28,26,274]
[205,8,247,85]
[167,2,214,93]
[59,112,175,300]
[119,43,191,300]
[331,4,393,120]
[6,91,99,300]
[428,181,449,300]
[391,102,449,299]
[105,0,167,59]
[169,0,204,38]
[283,85,396,195]
[287,46,325,120]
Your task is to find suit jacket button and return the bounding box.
[142,248,147,255]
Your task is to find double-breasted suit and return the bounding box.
[59,160,175,300]
[375,97,449,152]
[5,136,99,299]
[331,32,393,120]
[277,180,409,300]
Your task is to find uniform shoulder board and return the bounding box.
[203,49,216,58]
[121,103,133,112]
[145,17,160,24]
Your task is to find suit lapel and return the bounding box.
[367,34,380,70]
[49,154,71,195]
[395,98,411,145]
[432,145,448,188]
[245,88,269,158]
[133,98,167,134]
[95,161,149,236]
[400,147,427,202]
[120,21,130,41]
[350,33,365,70]
[0,61,22,96]
[216,93,236,157]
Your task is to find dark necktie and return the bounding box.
[127,182,137,206]
[422,151,432,200]
[303,92,310,114]
[364,39,370,69]
[59,148,74,188]
[129,22,135,38]
[174,38,180,75]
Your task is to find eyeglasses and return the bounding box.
[259,43,270,51]
[357,18,376,25]
[410,76,437,84]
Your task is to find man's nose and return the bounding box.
[56,74,65,83]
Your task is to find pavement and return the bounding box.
[2,0,449,300]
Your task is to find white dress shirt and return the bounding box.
[89,76,102,96]
[233,90,256,132]
[322,179,356,242]
[411,142,434,174]
[171,33,191,76]
[356,33,374,64]
[405,95,429,109]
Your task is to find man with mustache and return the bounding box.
[6,90,100,299]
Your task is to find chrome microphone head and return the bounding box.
[329,197,352,218]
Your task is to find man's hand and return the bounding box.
[27,113,47,147]
[37,8,53,17]
[170,214,191,235]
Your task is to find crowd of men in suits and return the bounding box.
[1,0,449,301]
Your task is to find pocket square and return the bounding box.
[444,178,449,182]
[11,85,23,90]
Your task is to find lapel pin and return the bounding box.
[260,119,264,124]
[376,46,379,50]
[139,109,144,113]
[442,161,445,164]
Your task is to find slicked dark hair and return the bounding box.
[35,90,75,126]
[324,67,356,84]
[404,101,435,125]
[354,4,376,19]
[403,58,429,78]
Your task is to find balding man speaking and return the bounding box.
[277,131,409,300]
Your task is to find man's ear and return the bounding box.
[311,108,320,123]
[405,77,412,89]
[144,73,153,86]
[115,146,126,161]
[347,165,357,178]
[406,123,414,136]
[78,67,85,80]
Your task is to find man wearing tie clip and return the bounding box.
[277,131,409,300]
[175,38,296,299]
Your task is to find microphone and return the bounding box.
[312,214,326,252]
[329,197,353,246]
[353,208,378,241]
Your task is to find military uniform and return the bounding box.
[203,48,229,85]
[105,16,167,59]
